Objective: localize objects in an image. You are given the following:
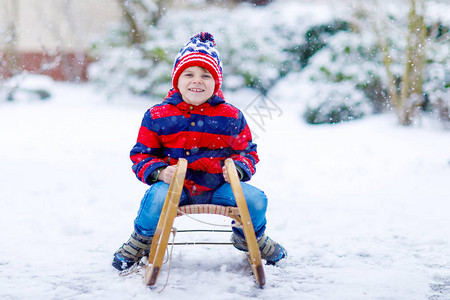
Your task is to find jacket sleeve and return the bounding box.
[130,109,168,184]
[229,111,259,181]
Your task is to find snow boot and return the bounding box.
[112,230,152,271]
[231,232,287,264]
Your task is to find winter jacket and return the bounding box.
[130,90,259,203]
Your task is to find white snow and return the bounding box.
[1,82,449,299]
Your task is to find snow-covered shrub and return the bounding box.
[0,74,52,102]
[423,22,449,125]
[303,82,371,124]
[284,20,352,70]
[299,30,378,124]
[89,41,173,98]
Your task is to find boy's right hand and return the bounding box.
[158,165,177,184]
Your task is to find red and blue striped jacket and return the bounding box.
[130,90,259,203]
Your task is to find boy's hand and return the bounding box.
[159,165,177,184]
[222,166,230,183]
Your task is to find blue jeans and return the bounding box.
[134,181,267,238]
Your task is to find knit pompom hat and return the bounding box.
[172,32,223,95]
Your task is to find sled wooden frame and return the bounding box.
[144,158,266,288]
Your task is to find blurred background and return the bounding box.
[0,0,448,127]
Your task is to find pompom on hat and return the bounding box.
[172,32,223,95]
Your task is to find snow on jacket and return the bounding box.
[130,90,259,203]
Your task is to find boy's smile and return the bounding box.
[177,66,215,106]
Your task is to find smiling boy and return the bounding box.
[112,32,287,271]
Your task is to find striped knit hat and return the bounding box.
[172,32,223,95]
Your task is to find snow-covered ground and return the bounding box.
[1,82,449,300]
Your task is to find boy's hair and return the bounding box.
[172,32,223,95]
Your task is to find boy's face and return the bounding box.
[177,66,215,106]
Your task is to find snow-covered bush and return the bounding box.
[0,74,52,102]
[423,1,450,117]
[422,22,450,125]
[284,20,352,70]
[89,42,173,97]
[299,30,378,124]
[303,81,371,124]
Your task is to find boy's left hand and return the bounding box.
[222,166,230,183]
[159,165,177,184]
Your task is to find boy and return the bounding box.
[113,32,287,271]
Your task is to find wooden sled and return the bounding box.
[144,158,266,288]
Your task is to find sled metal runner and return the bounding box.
[144,158,266,287]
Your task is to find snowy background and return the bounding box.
[0,80,449,299]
